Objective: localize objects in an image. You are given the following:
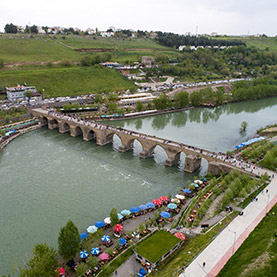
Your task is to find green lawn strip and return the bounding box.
[151,213,237,276]
[239,182,268,209]
[0,66,135,97]
[218,204,277,277]
[136,230,181,264]
[97,247,134,277]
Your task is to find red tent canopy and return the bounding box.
[159,196,169,202]
[174,232,186,241]
[114,224,123,232]
[153,199,162,205]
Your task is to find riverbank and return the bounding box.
[94,95,277,123]
[0,122,40,150]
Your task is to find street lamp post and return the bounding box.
[228,229,237,255]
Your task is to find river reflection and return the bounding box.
[111,97,277,152]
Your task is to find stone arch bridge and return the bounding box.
[31,108,256,177]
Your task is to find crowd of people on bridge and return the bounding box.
[45,108,275,180]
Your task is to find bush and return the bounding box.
[76,263,89,276]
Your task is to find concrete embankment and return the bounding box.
[0,124,40,150]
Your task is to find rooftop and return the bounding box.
[136,230,181,263]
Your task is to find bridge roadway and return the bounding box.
[31,108,258,176]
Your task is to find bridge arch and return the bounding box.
[59,122,70,133]
[48,118,59,130]
[40,116,48,127]
[151,144,169,164]
[83,129,96,141]
[112,133,123,151]
[70,125,84,138]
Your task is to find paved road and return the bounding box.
[180,177,277,277]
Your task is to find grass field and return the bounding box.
[151,212,238,276]
[218,204,277,277]
[0,34,176,64]
[55,35,169,50]
[216,36,277,53]
[0,66,135,97]
[0,34,81,63]
[136,230,181,264]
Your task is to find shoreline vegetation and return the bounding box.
[1,33,277,276]
[13,169,270,276]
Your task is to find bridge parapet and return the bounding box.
[31,108,259,177]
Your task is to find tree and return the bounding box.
[4,23,17,33]
[58,220,80,261]
[25,91,33,102]
[190,91,202,106]
[42,26,48,34]
[80,55,92,66]
[4,114,10,123]
[20,243,58,277]
[110,208,119,227]
[136,101,144,112]
[155,54,169,64]
[174,91,189,108]
[240,121,248,132]
[106,102,117,113]
[76,263,88,276]
[88,256,99,268]
[153,94,171,110]
[117,108,125,115]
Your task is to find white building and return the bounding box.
[86,28,95,34]
[118,93,156,107]
[6,85,37,102]
[101,31,114,37]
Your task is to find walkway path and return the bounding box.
[179,177,277,277]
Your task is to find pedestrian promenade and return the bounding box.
[180,177,277,277]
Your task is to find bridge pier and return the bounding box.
[184,155,201,173]
[37,116,48,127]
[48,120,59,130]
[83,130,96,141]
[119,143,133,152]
[139,149,154,159]
[70,127,82,137]
[165,152,180,167]
[59,122,70,133]
[96,135,113,146]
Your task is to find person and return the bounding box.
[203,262,206,267]
[114,270,118,276]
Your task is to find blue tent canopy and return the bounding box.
[138,204,148,210]
[95,221,105,228]
[130,207,140,213]
[146,202,155,208]
[160,211,171,218]
[80,232,88,239]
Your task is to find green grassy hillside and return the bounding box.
[55,35,169,50]
[0,66,135,97]
[0,34,176,64]
[0,34,81,63]
[216,36,277,53]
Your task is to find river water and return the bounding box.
[1,97,277,274]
